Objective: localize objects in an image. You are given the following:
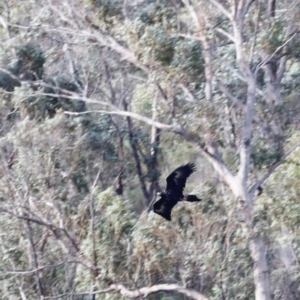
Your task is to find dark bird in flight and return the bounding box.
[153,163,201,221]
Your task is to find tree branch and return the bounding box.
[215,28,235,42]
[177,126,236,190]
[44,24,150,74]
[249,141,300,194]
[43,283,209,300]
[111,283,209,300]
[255,32,298,73]
[64,110,175,131]
[0,260,87,276]
[209,0,232,20]
[0,207,80,252]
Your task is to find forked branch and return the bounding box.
[250,141,300,194]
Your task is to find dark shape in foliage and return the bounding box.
[256,186,263,196]
[1,42,45,92]
[0,70,21,91]
[91,0,123,22]
[12,42,45,80]
[153,163,201,221]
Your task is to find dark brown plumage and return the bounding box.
[153,163,201,221]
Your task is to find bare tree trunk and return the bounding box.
[229,0,272,296]
[233,181,271,300]
[249,235,271,300]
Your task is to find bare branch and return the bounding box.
[255,32,298,74]
[44,24,150,73]
[215,77,268,133]
[43,288,114,299]
[177,126,236,190]
[0,67,21,83]
[0,207,80,252]
[178,33,202,41]
[111,283,209,300]
[250,141,300,194]
[0,70,174,132]
[0,208,52,227]
[43,283,209,300]
[0,260,87,276]
[215,28,235,42]
[64,110,175,131]
[245,0,255,15]
[209,0,232,20]
[179,83,197,103]
[66,105,234,193]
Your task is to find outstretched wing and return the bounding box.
[153,195,178,221]
[166,163,196,195]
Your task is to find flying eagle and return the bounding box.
[153,163,201,221]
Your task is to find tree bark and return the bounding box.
[230,3,272,298]
[249,235,271,300]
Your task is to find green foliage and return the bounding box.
[77,188,135,289]
[265,20,284,52]
[251,138,283,170]
[138,3,177,29]
[11,75,85,119]
[1,0,300,299]
[91,0,123,18]
[10,42,45,79]
[171,40,204,83]
[137,25,175,66]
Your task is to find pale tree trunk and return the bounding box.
[249,236,271,300]
[214,1,272,298]
[231,180,271,300]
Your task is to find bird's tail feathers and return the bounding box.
[185,194,201,202]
